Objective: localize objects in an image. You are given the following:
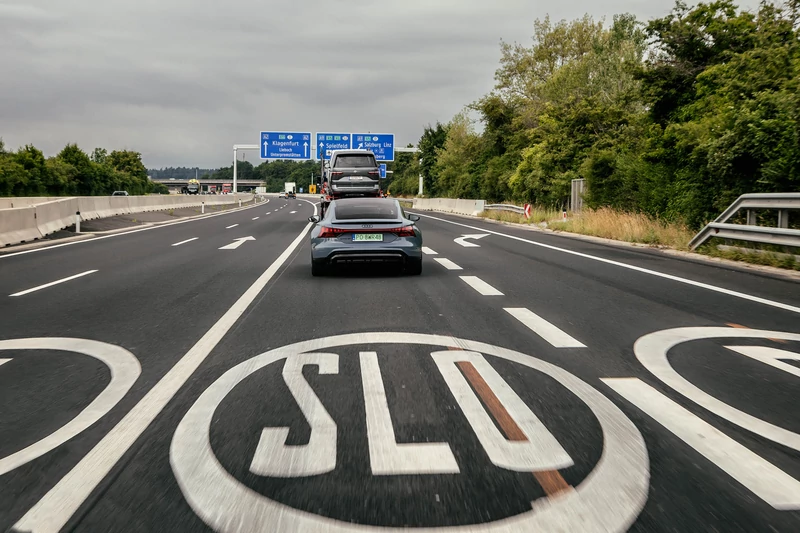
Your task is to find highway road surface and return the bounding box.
[1,195,799,532]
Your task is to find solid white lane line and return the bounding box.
[252,217,260,220]
[603,377,800,510]
[460,276,504,296]
[434,258,462,270]
[10,270,98,297]
[422,247,437,255]
[414,213,800,315]
[14,222,317,533]
[172,238,198,247]
[504,308,586,348]
[226,224,239,229]
[290,211,297,214]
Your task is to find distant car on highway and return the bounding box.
[111,191,129,196]
[308,198,422,276]
[326,150,381,200]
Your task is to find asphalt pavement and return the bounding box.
[1,196,799,532]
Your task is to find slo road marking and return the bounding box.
[434,258,462,270]
[10,270,98,297]
[414,213,800,315]
[172,238,198,247]
[604,377,800,510]
[13,220,316,533]
[505,308,586,348]
[422,247,437,255]
[0,338,141,476]
[460,275,503,296]
[170,332,648,533]
[360,351,459,475]
[226,224,239,229]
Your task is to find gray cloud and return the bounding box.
[0,0,761,168]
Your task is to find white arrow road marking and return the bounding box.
[0,338,141,476]
[460,276,504,296]
[10,270,98,297]
[604,377,800,510]
[219,236,256,250]
[454,234,489,247]
[421,247,437,255]
[226,224,238,229]
[505,308,586,348]
[434,258,462,270]
[172,238,198,247]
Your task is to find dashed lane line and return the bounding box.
[172,238,198,247]
[226,224,239,229]
[434,258,462,271]
[422,247,437,255]
[460,276,504,296]
[505,308,586,348]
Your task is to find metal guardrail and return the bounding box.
[689,193,800,251]
[484,204,525,215]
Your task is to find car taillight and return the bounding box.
[368,170,379,176]
[318,226,349,238]
[392,226,416,237]
[331,172,343,177]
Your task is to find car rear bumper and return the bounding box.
[311,239,422,265]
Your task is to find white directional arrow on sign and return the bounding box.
[454,234,489,248]
[219,236,256,250]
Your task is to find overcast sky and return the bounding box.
[1,0,761,169]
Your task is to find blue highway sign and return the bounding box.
[379,164,387,179]
[260,131,312,160]
[353,133,395,161]
[316,133,352,160]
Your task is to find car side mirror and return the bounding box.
[308,215,321,223]
[408,214,421,223]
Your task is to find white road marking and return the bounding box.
[0,338,140,476]
[460,276,504,296]
[0,358,9,367]
[504,308,586,348]
[454,234,489,247]
[252,217,260,220]
[604,377,800,510]
[226,224,239,229]
[433,350,573,471]
[360,351,459,475]
[14,221,315,533]
[219,236,255,250]
[170,332,648,533]
[434,258,462,270]
[10,270,98,297]
[414,213,800,315]
[725,345,800,379]
[290,211,297,214]
[421,247,437,255]
[172,238,198,247]
[635,327,800,451]
[250,353,338,477]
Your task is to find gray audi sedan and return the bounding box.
[308,198,423,276]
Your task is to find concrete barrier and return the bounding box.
[412,198,485,216]
[0,197,65,209]
[35,198,78,237]
[0,193,254,248]
[0,206,43,246]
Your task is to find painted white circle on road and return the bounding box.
[635,326,800,451]
[171,332,649,532]
[0,337,141,475]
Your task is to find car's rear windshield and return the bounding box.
[334,155,376,168]
[334,203,398,220]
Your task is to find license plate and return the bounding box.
[353,234,383,242]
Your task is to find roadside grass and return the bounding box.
[547,207,695,249]
[479,207,560,225]
[698,240,800,271]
